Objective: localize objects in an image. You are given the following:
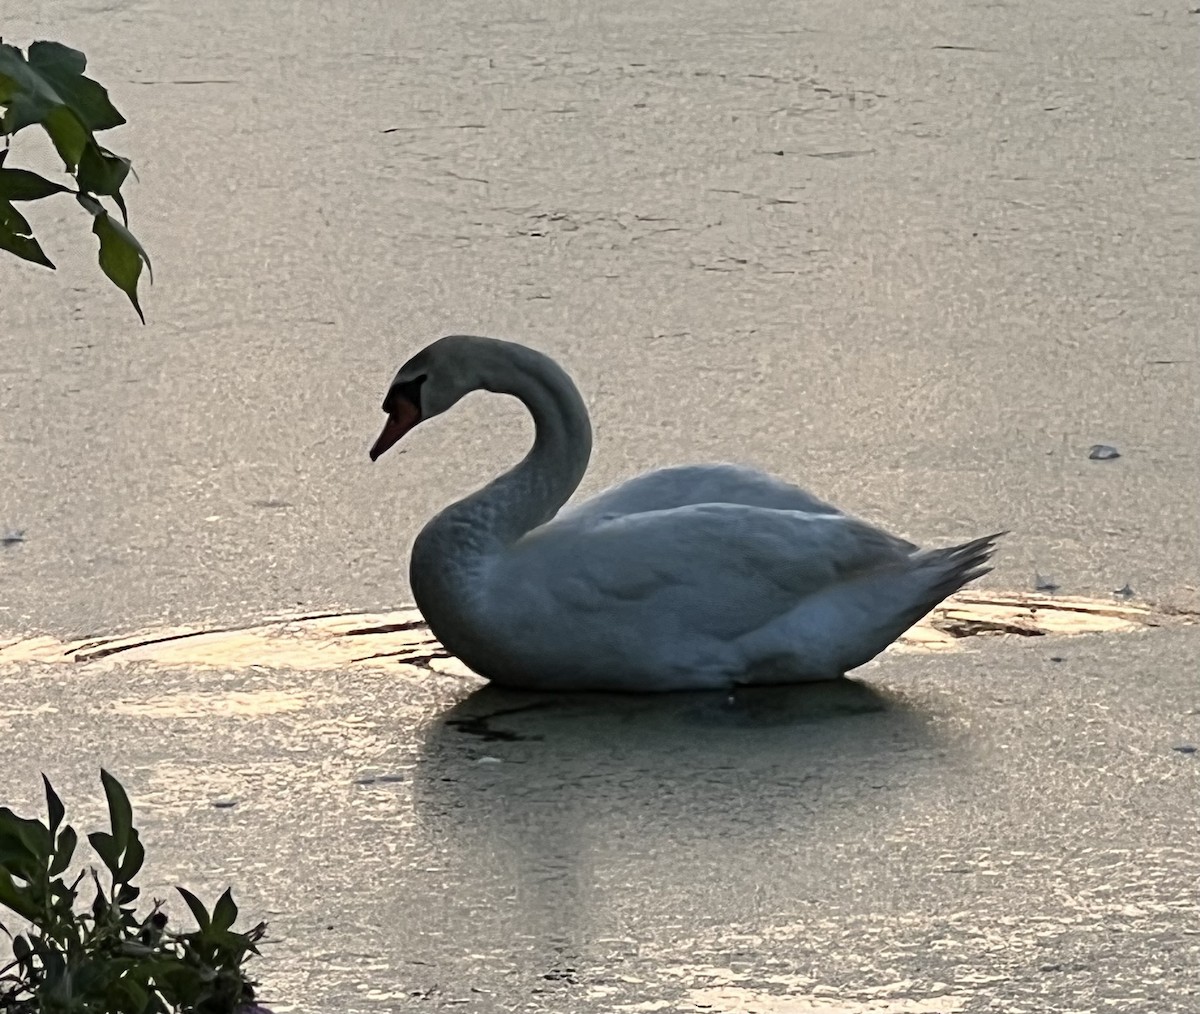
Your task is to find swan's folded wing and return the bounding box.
[504,503,915,637]
[558,463,847,523]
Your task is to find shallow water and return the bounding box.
[2,0,1198,1010]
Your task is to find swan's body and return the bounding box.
[370,335,1000,692]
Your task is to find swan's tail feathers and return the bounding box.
[821,531,1006,676]
[738,532,1006,684]
[918,530,1007,606]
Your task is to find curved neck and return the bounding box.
[466,343,593,545]
[410,342,592,625]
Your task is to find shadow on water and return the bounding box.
[408,678,951,946]
[434,676,918,740]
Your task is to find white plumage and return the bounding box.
[370,335,1001,692]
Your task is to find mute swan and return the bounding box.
[370,335,1001,692]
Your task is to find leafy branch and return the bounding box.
[0,38,151,320]
[0,771,269,1014]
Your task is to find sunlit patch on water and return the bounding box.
[679,987,968,1012]
[0,593,1183,677]
[605,965,969,1012]
[113,689,316,718]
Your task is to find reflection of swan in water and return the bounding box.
[410,680,946,952]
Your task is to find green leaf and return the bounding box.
[0,166,71,201]
[0,42,123,172]
[0,806,53,866]
[43,775,66,834]
[155,960,206,1006]
[43,104,88,170]
[27,41,125,131]
[0,43,62,135]
[0,197,54,268]
[88,202,151,322]
[48,825,78,877]
[176,887,211,932]
[118,828,145,882]
[105,969,152,1012]
[28,40,86,77]
[77,141,130,196]
[2,90,54,135]
[211,887,239,932]
[90,875,111,921]
[99,769,134,855]
[0,872,39,922]
[112,187,129,226]
[87,830,121,876]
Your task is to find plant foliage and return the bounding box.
[0,38,151,320]
[0,771,267,1013]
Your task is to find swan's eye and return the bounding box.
[383,374,427,414]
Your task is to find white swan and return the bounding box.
[370,335,1001,692]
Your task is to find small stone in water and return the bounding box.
[1,529,25,546]
[1088,444,1120,460]
[1172,744,1196,755]
[211,796,238,808]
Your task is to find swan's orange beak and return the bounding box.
[369,398,422,461]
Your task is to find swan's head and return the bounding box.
[369,335,496,461]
